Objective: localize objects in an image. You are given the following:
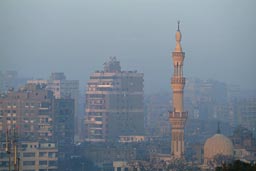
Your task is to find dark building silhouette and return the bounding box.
[53,98,75,160]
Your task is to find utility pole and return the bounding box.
[5,127,19,171]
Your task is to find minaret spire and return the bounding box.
[177,20,180,31]
[169,21,188,159]
[174,21,182,52]
[217,122,221,134]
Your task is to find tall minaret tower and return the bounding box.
[169,21,188,158]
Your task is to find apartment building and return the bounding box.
[85,57,144,142]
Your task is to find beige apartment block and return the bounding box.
[0,84,54,142]
[85,57,144,142]
[0,141,58,171]
[27,73,80,142]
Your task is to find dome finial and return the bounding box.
[217,121,221,134]
[177,20,180,31]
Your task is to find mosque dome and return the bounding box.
[204,133,234,163]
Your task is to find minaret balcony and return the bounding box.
[171,77,185,84]
[172,52,185,57]
[169,111,188,119]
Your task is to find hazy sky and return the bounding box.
[0,0,255,93]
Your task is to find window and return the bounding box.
[0,161,8,167]
[21,144,28,149]
[39,160,47,165]
[95,117,102,121]
[48,152,56,158]
[23,152,35,157]
[39,152,47,157]
[49,160,57,167]
[23,161,35,166]
[0,152,8,158]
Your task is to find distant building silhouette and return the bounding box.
[53,98,75,160]
[0,70,28,93]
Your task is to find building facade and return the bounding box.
[53,99,75,160]
[169,22,188,158]
[0,83,75,167]
[85,57,144,142]
[28,72,80,141]
[0,83,55,142]
[0,141,58,171]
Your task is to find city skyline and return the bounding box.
[1,1,256,171]
[1,0,256,93]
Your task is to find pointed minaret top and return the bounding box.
[174,20,182,52]
[177,20,180,31]
[217,122,221,134]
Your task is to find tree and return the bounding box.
[215,160,256,171]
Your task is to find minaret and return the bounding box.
[169,21,188,158]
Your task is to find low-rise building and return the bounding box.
[0,141,58,171]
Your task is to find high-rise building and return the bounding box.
[53,98,75,160]
[47,73,79,100]
[85,57,144,142]
[169,22,188,158]
[27,72,80,141]
[0,83,75,169]
[0,71,18,92]
[0,70,28,93]
[0,83,55,142]
[144,93,171,137]
[234,97,256,138]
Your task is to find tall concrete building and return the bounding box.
[0,83,75,161]
[85,57,144,142]
[0,83,55,142]
[0,70,28,93]
[47,73,79,101]
[53,98,75,160]
[28,72,80,141]
[234,97,256,138]
[169,22,188,158]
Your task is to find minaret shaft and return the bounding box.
[169,22,188,158]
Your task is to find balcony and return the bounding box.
[169,111,188,118]
[171,77,185,84]
[172,52,185,57]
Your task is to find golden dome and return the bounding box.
[204,133,234,161]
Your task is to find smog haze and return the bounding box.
[0,0,255,92]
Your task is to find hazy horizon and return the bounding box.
[1,0,256,93]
